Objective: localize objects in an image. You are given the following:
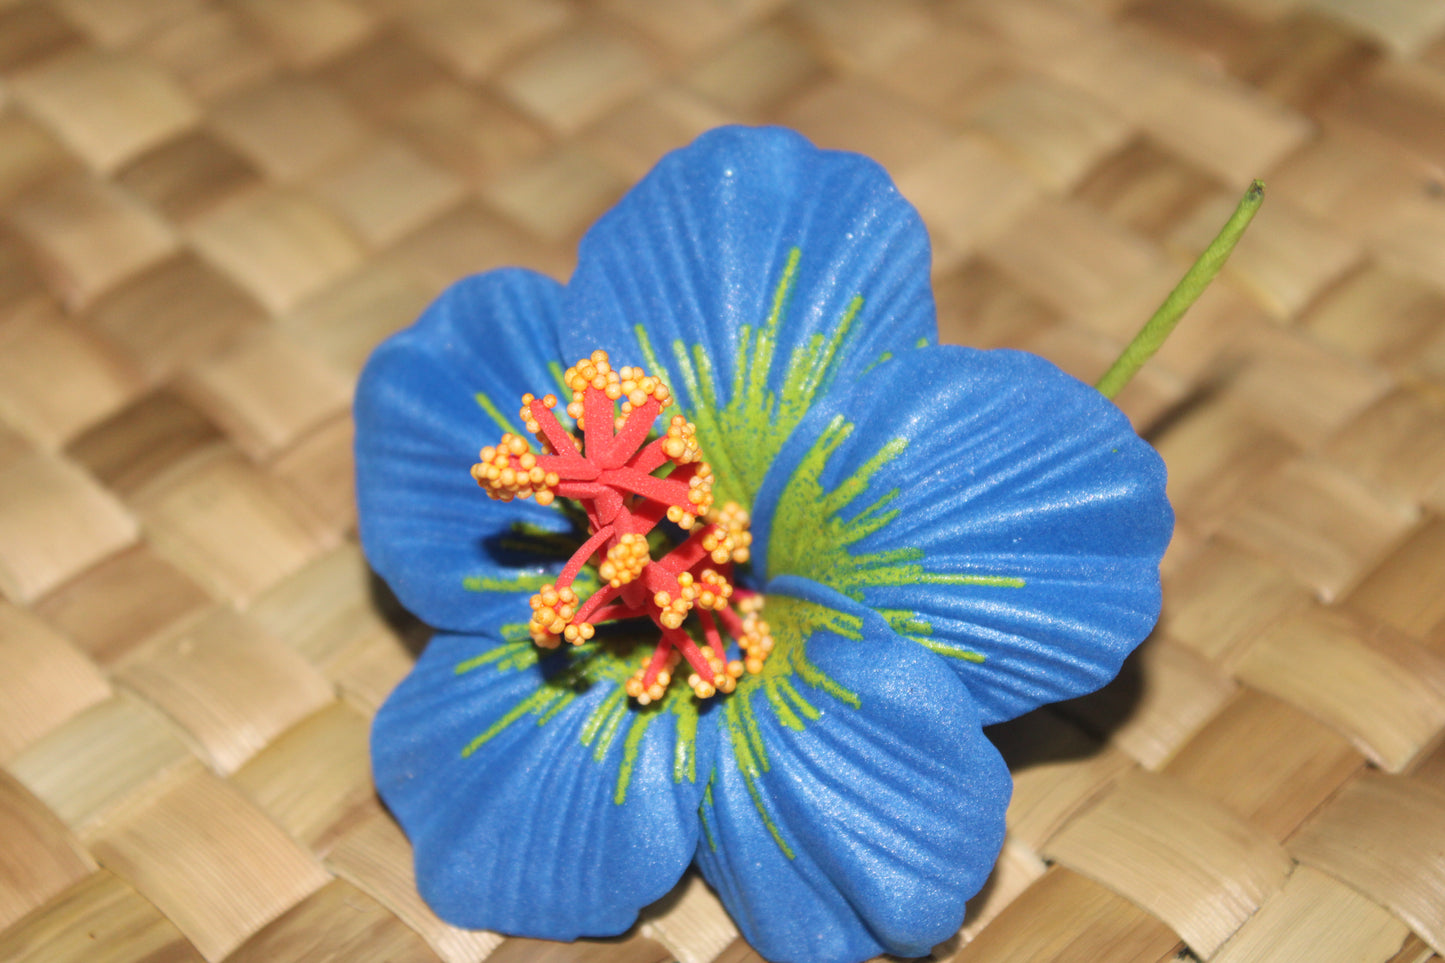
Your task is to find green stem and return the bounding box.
[1095,179,1265,399]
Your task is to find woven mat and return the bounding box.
[2,0,1445,961]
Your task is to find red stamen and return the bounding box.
[660,625,717,685]
[557,525,613,589]
[638,641,674,690]
[697,609,724,659]
[582,386,613,456]
[528,398,581,459]
[627,436,671,476]
[604,466,693,509]
[573,582,624,624]
[601,399,661,469]
[585,602,640,624]
[716,605,747,639]
[658,523,722,575]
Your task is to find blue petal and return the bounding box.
[355,269,580,634]
[372,632,713,937]
[694,579,1009,963]
[565,125,937,508]
[752,345,1172,726]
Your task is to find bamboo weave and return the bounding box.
[1,1,1444,961]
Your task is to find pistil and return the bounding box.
[472,350,771,702]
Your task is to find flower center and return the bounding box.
[471,349,774,703]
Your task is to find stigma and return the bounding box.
[471,349,772,702]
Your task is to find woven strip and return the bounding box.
[2,1,1445,962]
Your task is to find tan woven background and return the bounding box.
[2,0,1444,961]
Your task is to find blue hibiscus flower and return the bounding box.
[355,126,1172,963]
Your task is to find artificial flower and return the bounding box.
[356,126,1172,963]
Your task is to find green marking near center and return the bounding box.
[634,246,867,510]
[766,413,1025,660]
[452,621,705,807]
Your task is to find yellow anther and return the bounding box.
[661,416,701,463]
[527,583,580,648]
[694,569,732,609]
[708,502,754,564]
[562,621,594,645]
[472,433,560,505]
[519,394,542,433]
[597,533,650,588]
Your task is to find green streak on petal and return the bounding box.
[475,391,521,436]
[741,688,770,773]
[700,778,718,853]
[537,689,574,723]
[768,247,801,339]
[463,571,551,593]
[635,324,744,499]
[461,685,567,757]
[747,774,794,859]
[765,414,906,595]
[464,566,598,599]
[893,616,932,636]
[688,341,746,492]
[794,294,861,402]
[547,360,568,397]
[723,695,760,777]
[785,627,861,712]
[633,247,868,509]
[778,677,820,723]
[594,695,630,761]
[863,349,893,375]
[917,639,988,663]
[581,685,628,754]
[454,640,539,676]
[929,572,1026,588]
[721,693,796,859]
[614,711,652,805]
[673,704,697,784]
[764,676,804,731]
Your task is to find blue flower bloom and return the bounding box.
[356,126,1172,963]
